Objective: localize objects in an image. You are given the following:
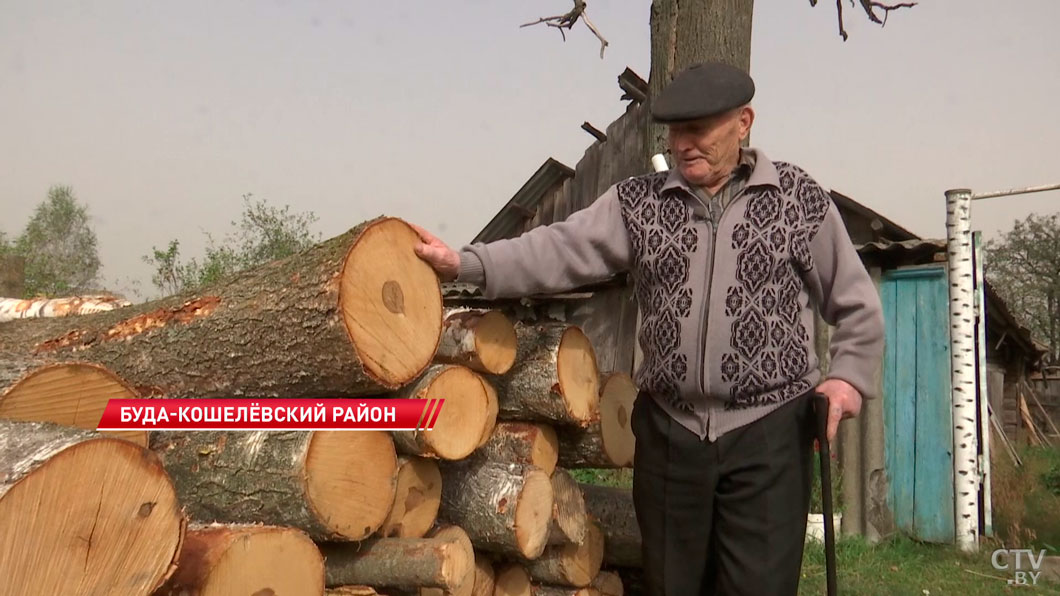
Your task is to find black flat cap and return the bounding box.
[651,62,755,123]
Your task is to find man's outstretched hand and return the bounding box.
[410,223,461,282]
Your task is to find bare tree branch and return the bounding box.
[836,0,849,41]
[522,0,608,58]
[811,0,916,40]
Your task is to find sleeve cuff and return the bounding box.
[455,250,486,286]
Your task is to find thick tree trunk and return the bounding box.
[590,571,624,596]
[0,218,442,398]
[578,484,642,568]
[471,422,559,477]
[0,295,131,322]
[0,359,146,446]
[438,459,554,559]
[547,468,588,546]
[321,526,473,593]
[380,455,442,539]
[558,372,637,468]
[492,323,600,428]
[0,420,184,596]
[528,520,604,588]
[437,308,518,375]
[494,565,600,596]
[150,430,396,541]
[156,523,323,596]
[646,0,755,156]
[393,364,496,460]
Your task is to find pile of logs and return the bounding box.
[0,217,642,596]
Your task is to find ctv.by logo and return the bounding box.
[992,549,1048,586]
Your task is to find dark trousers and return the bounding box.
[631,391,816,596]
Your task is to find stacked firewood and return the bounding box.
[0,217,641,596]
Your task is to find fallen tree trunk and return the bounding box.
[558,372,636,468]
[439,459,554,559]
[0,420,184,595]
[471,422,559,477]
[493,565,601,596]
[150,430,396,541]
[0,295,131,322]
[492,323,600,428]
[1,218,443,398]
[392,364,496,460]
[156,523,323,596]
[379,455,442,539]
[0,359,146,446]
[547,468,587,546]
[321,525,474,593]
[578,484,641,568]
[436,308,517,375]
[528,520,604,588]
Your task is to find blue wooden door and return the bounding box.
[881,266,955,543]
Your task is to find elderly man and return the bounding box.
[414,62,884,595]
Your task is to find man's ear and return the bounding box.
[739,105,755,139]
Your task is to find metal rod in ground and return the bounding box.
[814,393,837,596]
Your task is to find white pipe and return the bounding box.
[971,182,1060,201]
[974,231,992,537]
[946,188,980,552]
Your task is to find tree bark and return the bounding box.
[321,526,474,592]
[0,420,184,596]
[578,484,642,568]
[0,218,443,398]
[0,359,146,446]
[150,430,396,541]
[392,364,496,461]
[470,422,559,477]
[438,459,554,559]
[528,520,604,588]
[156,523,323,596]
[492,323,600,428]
[436,308,518,375]
[646,0,755,157]
[379,455,442,539]
[547,468,588,546]
[557,372,637,468]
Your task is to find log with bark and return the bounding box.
[557,372,636,468]
[416,525,478,596]
[491,323,600,428]
[379,455,442,539]
[155,523,324,596]
[436,308,517,375]
[1,218,443,398]
[392,364,496,460]
[493,565,601,596]
[150,430,396,541]
[321,525,474,593]
[438,459,554,559]
[0,359,146,446]
[528,520,604,588]
[590,571,623,596]
[471,422,559,477]
[578,484,641,568]
[0,420,184,595]
[547,468,587,546]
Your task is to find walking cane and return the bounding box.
[813,392,838,596]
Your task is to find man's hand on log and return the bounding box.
[410,223,460,282]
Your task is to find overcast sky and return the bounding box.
[2,1,1058,300]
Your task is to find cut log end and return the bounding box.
[557,328,600,424]
[0,426,183,595]
[515,468,554,559]
[341,218,443,388]
[419,525,476,596]
[380,456,442,538]
[395,365,495,460]
[159,524,323,596]
[547,469,587,546]
[529,520,604,588]
[475,423,559,477]
[0,362,146,446]
[472,311,518,374]
[591,571,623,596]
[494,564,532,596]
[307,431,398,540]
[470,553,496,596]
[598,373,636,467]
